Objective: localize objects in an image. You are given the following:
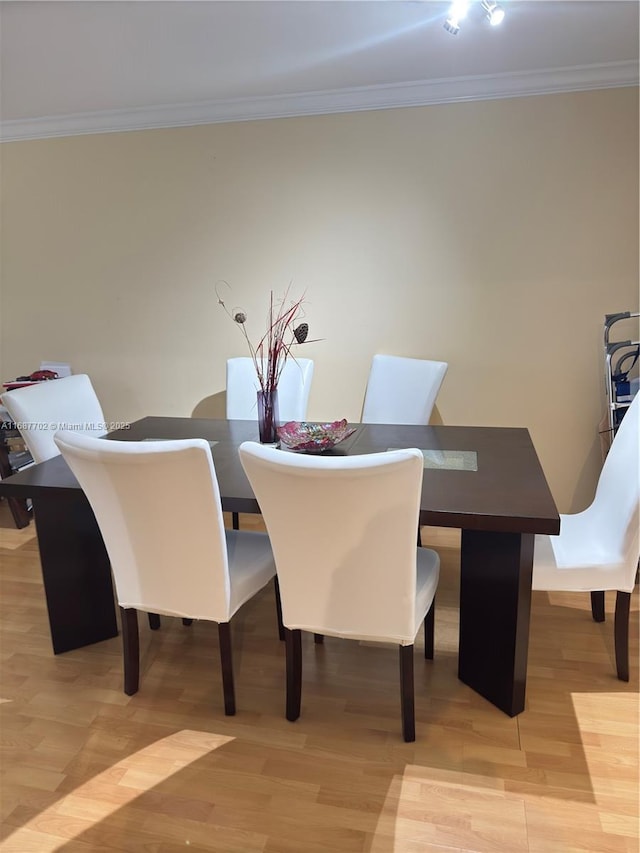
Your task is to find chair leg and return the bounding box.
[120,607,140,696]
[314,633,324,644]
[182,618,193,626]
[148,613,161,630]
[614,591,631,682]
[424,599,435,660]
[399,644,416,743]
[417,525,422,547]
[217,622,236,715]
[591,591,606,623]
[274,577,285,641]
[285,628,302,722]
[232,512,240,530]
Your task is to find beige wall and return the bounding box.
[1,87,638,511]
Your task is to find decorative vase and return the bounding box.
[257,388,279,444]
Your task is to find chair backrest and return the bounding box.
[239,442,424,644]
[53,431,233,622]
[1,375,106,463]
[587,392,640,579]
[361,355,448,425]
[226,357,314,422]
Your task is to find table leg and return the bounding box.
[32,495,118,654]
[458,529,534,716]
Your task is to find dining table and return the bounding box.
[0,416,560,717]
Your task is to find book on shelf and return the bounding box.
[7,450,33,471]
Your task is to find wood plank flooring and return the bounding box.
[0,504,637,852]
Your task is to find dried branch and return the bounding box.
[216,281,313,395]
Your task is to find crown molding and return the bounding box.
[1,61,637,143]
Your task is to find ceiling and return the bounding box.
[1,1,638,141]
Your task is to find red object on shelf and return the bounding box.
[3,370,59,391]
[29,370,58,381]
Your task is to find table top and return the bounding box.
[0,417,560,535]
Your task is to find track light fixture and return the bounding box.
[444,0,505,34]
[482,0,505,26]
[444,0,470,35]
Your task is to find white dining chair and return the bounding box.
[54,431,280,715]
[361,354,448,548]
[226,356,314,530]
[532,392,639,681]
[361,354,448,426]
[226,357,314,422]
[239,442,440,742]
[1,374,106,464]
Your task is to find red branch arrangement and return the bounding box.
[216,282,314,396]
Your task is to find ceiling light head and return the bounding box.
[444,1,470,34]
[443,16,461,35]
[482,0,505,26]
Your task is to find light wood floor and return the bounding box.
[0,503,638,852]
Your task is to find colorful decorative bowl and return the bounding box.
[277,419,357,453]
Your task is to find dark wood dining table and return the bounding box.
[0,416,560,717]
